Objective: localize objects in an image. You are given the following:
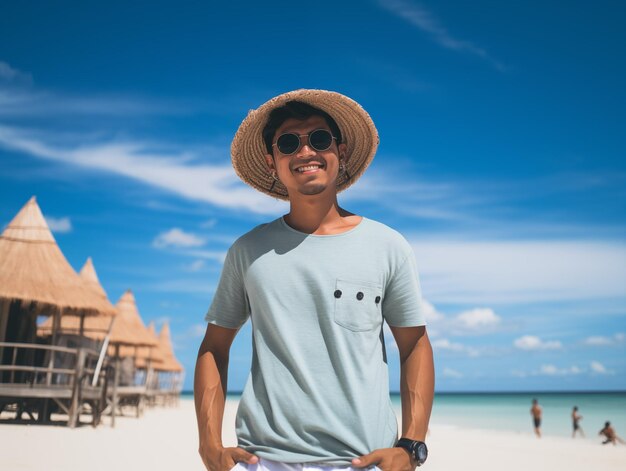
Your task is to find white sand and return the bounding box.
[1,399,625,471]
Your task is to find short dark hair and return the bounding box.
[262,101,343,155]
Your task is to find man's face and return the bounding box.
[265,115,347,198]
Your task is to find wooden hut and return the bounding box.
[40,281,161,424]
[154,322,184,405]
[0,197,115,427]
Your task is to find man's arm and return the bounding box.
[392,325,434,442]
[353,325,434,470]
[194,323,258,471]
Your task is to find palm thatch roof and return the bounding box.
[133,321,166,367]
[154,321,184,372]
[0,196,115,316]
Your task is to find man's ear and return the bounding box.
[264,154,276,172]
[338,143,348,162]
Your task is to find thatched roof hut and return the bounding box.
[0,197,116,316]
[0,197,115,343]
[40,284,159,351]
[155,322,183,373]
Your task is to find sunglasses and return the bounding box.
[272,129,336,155]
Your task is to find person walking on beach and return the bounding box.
[571,406,584,438]
[599,421,626,445]
[194,90,434,471]
[530,398,542,438]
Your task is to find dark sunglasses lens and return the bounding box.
[309,130,333,151]
[277,133,300,154]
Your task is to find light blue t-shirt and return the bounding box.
[206,216,426,465]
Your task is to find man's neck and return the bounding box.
[284,193,360,235]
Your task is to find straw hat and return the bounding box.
[231,89,379,200]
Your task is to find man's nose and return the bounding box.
[295,138,315,158]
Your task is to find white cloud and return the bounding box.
[417,300,502,337]
[583,336,613,346]
[432,338,465,352]
[44,216,72,233]
[442,367,463,379]
[185,260,206,272]
[539,364,582,376]
[431,338,480,357]
[582,333,625,347]
[153,228,206,249]
[376,0,506,71]
[422,299,445,323]
[201,218,218,229]
[411,240,626,304]
[0,61,32,84]
[590,361,613,375]
[514,335,562,351]
[0,125,285,215]
[454,308,500,330]
[186,249,228,263]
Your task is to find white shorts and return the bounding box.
[232,457,380,471]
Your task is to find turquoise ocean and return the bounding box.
[184,391,626,439]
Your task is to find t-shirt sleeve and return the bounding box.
[204,246,250,329]
[382,250,426,327]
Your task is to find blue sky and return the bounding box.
[0,0,624,392]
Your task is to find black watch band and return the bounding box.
[395,438,428,467]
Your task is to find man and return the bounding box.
[571,406,584,438]
[195,90,434,471]
[530,398,542,438]
[599,421,626,445]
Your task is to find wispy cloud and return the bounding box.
[514,335,562,351]
[539,364,582,376]
[590,361,613,375]
[44,216,72,233]
[0,124,285,215]
[376,0,507,71]
[153,228,206,249]
[410,239,626,304]
[442,367,463,378]
[0,61,33,85]
[0,88,200,118]
[583,333,625,347]
[431,338,479,357]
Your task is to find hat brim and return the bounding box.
[231,89,379,200]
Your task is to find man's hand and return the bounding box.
[199,445,259,471]
[352,447,417,471]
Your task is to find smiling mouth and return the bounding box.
[295,164,325,173]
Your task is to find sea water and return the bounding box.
[391,392,626,438]
[184,391,626,439]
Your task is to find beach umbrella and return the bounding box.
[0,196,115,344]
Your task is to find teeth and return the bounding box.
[297,165,321,172]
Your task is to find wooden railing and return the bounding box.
[0,342,109,427]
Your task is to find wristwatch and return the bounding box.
[395,438,428,467]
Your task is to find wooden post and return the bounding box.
[47,308,62,385]
[111,344,120,428]
[0,300,10,367]
[41,307,62,423]
[68,347,86,428]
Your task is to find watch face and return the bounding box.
[416,443,428,462]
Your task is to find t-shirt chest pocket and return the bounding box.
[333,279,383,332]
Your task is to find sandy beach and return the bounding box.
[1,398,625,471]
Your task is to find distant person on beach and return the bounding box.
[195,90,434,471]
[571,406,584,438]
[599,421,626,445]
[530,398,542,438]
